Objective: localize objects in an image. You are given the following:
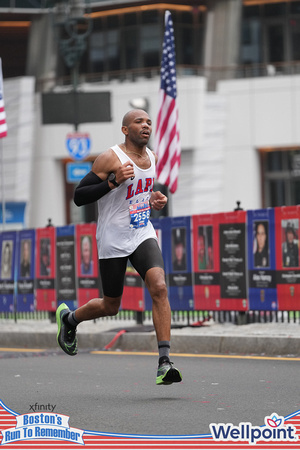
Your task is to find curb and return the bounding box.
[1,331,300,357]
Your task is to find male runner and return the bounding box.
[56,109,182,386]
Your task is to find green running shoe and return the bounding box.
[56,303,78,356]
[156,357,182,385]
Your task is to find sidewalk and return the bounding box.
[1,317,300,357]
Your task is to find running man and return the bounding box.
[56,109,182,386]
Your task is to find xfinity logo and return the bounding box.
[29,403,56,413]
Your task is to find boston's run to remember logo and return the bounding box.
[209,413,298,445]
[1,412,84,445]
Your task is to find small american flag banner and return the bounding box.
[155,10,181,194]
[0,58,7,138]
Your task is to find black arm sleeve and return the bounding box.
[74,171,111,206]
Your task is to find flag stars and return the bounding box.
[159,12,177,98]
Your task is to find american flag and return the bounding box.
[155,10,181,194]
[0,58,7,138]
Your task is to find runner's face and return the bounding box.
[126,112,152,146]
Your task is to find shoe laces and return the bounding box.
[66,326,76,343]
[159,356,172,367]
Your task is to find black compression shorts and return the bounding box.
[99,238,164,298]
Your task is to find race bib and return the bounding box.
[129,202,151,229]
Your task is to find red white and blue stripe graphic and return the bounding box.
[155,10,181,194]
[0,58,7,139]
[1,400,300,449]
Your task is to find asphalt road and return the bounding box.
[1,349,300,436]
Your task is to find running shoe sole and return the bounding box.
[156,364,182,385]
[56,303,77,356]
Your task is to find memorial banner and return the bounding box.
[35,226,56,311]
[16,229,36,312]
[163,216,193,311]
[192,213,220,311]
[76,223,101,308]
[0,230,17,312]
[275,205,300,310]
[56,225,77,310]
[144,218,163,311]
[218,210,248,311]
[247,209,277,311]
[121,261,144,312]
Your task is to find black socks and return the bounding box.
[64,311,79,328]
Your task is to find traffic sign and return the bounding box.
[66,133,91,160]
[66,162,92,183]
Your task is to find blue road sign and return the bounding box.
[66,133,91,160]
[66,162,92,183]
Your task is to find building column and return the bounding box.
[204,0,243,90]
[26,14,58,91]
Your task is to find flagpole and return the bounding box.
[0,139,5,230]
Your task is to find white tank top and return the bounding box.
[96,145,157,258]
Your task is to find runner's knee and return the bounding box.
[148,278,168,302]
[103,297,121,316]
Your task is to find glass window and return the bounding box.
[15,0,50,6]
[180,28,193,65]
[124,13,137,26]
[198,11,205,26]
[181,12,193,24]
[264,4,286,17]
[267,151,283,171]
[267,24,284,63]
[290,19,300,60]
[92,18,103,32]
[90,31,105,72]
[269,180,286,207]
[107,15,119,29]
[194,27,204,65]
[291,180,300,205]
[241,20,261,64]
[263,149,300,207]
[141,24,160,67]
[107,29,120,70]
[288,150,300,171]
[85,8,204,76]
[123,28,138,69]
[243,5,260,19]
[290,1,300,14]
[242,22,253,46]
[141,10,159,24]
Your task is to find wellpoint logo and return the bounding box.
[209,413,298,445]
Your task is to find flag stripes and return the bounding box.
[0,58,7,138]
[155,10,180,194]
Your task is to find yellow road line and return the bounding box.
[0,348,45,352]
[1,348,299,361]
[90,350,300,361]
